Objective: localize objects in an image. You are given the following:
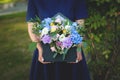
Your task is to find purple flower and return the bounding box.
[56,41,62,47]
[62,37,73,48]
[41,35,51,44]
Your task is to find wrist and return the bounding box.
[37,42,42,50]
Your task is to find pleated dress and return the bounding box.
[26,0,91,80]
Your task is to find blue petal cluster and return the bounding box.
[72,22,77,27]
[42,18,52,30]
[42,18,52,24]
[70,29,83,44]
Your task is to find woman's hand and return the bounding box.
[37,43,51,64]
[69,43,83,63]
[27,22,51,64]
[76,43,83,63]
[28,22,40,42]
[68,52,82,64]
[76,51,82,63]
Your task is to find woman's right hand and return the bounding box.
[37,43,51,64]
[27,23,51,64]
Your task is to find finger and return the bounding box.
[38,55,44,62]
[38,59,51,64]
[41,62,51,64]
[38,57,52,64]
[67,60,79,63]
[76,52,83,63]
[76,52,80,61]
[79,54,82,61]
[68,52,82,64]
[76,59,79,63]
[78,53,82,62]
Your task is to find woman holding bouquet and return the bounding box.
[26,0,91,80]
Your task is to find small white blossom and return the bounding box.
[65,25,71,30]
[59,34,66,42]
[41,27,49,36]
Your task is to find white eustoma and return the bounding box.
[41,27,49,36]
[65,25,71,30]
[56,34,60,38]
[59,34,66,42]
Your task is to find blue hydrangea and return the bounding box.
[44,18,52,24]
[70,30,83,44]
[40,23,51,30]
[71,22,79,29]
[41,18,52,30]
[72,22,77,27]
[70,27,77,34]
[44,25,51,30]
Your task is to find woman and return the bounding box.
[26,0,91,80]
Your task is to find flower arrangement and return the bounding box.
[29,13,85,60]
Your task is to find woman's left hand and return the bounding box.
[69,43,83,63]
[76,52,82,63]
[68,52,82,64]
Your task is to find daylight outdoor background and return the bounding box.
[0,0,120,80]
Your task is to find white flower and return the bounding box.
[41,27,49,36]
[56,34,60,38]
[65,25,71,30]
[59,34,66,41]
[55,18,62,24]
[59,25,64,30]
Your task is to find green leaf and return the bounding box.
[103,50,111,55]
[28,42,37,52]
[62,54,66,60]
[50,32,57,37]
[64,48,69,54]
[53,53,58,58]
[94,35,100,42]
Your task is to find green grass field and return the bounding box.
[0,12,32,80]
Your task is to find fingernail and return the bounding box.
[42,58,44,61]
[76,60,78,63]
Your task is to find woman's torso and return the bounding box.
[34,0,75,21]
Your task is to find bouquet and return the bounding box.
[29,13,85,62]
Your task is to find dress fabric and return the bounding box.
[26,0,91,80]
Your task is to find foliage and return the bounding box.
[0,0,16,4]
[0,12,31,80]
[85,0,120,80]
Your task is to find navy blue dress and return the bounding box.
[26,0,91,80]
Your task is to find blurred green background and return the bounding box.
[0,0,120,80]
[0,12,32,80]
[0,1,31,79]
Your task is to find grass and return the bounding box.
[0,12,32,80]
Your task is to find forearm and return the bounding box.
[76,19,85,52]
[27,22,40,42]
[28,22,43,51]
[37,42,43,51]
